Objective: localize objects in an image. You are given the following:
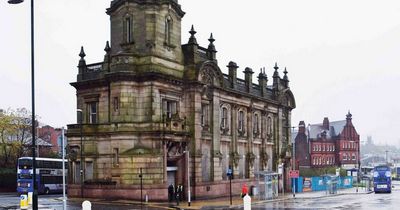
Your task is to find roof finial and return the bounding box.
[274,62,279,71]
[104,41,111,53]
[283,67,288,80]
[208,33,216,52]
[78,46,87,70]
[188,25,198,45]
[79,46,86,59]
[273,62,280,77]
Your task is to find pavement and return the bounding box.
[4,187,373,210]
[169,186,374,210]
[68,186,373,210]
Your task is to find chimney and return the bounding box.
[244,67,254,93]
[323,117,329,129]
[258,67,268,97]
[227,61,238,89]
[299,121,306,134]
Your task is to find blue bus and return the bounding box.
[17,157,68,194]
[373,165,391,193]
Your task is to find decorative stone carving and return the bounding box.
[230,151,241,167]
[260,150,269,168]
[167,141,185,160]
[246,152,256,167]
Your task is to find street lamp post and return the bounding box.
[8,0,37,209]
[292,128,296,198]
[187,149,191,207]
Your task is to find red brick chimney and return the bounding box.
[323,117,329,129]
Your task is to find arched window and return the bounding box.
[165,16,172,45]
[253,113,259,136]
[266,116,272,140]
[221,107,228,129]
[238,111,245,132]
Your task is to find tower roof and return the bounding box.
[107,0,185,17]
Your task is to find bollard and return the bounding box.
[28,192,33,205]
[20,194,28,210]
[82,200,92,210]
[243,194,251,210]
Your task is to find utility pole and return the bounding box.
[62,127,67,210]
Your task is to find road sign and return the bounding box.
[289,170,299,178]
[278,164,283,175]
[227,168,233,176]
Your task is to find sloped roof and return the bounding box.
[25,137,53,147]
[308,120,346,140]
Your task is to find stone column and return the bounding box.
[247,107,254,179]
[212,90,222,181]
[231,105,240,178]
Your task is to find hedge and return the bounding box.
[0,168,16,191]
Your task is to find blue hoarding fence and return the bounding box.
[293,176,353,192]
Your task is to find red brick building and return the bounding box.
[38,125,63,155]
[295,112,360,169]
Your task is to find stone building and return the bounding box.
[295,112,360,170]
[67,0,296,200]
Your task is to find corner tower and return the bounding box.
[106,0,185,78]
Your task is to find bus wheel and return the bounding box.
[44,188,50,194]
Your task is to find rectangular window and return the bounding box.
[125,17,132,43]
[113,97,119,112]
[85,161,93,180]
[87,102,97,124]
[163,100,177,119]
[113,148,119,166]
[201,104,209,127]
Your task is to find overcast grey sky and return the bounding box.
[1,0,400,146]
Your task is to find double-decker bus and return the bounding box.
[17,157,68,194]
[373,165,391,193]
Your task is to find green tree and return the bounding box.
[0,108,33,168]
[0,109,14,167]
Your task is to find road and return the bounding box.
[1,181,400,210]
[0,194,172,210]
[251,181,400,210]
